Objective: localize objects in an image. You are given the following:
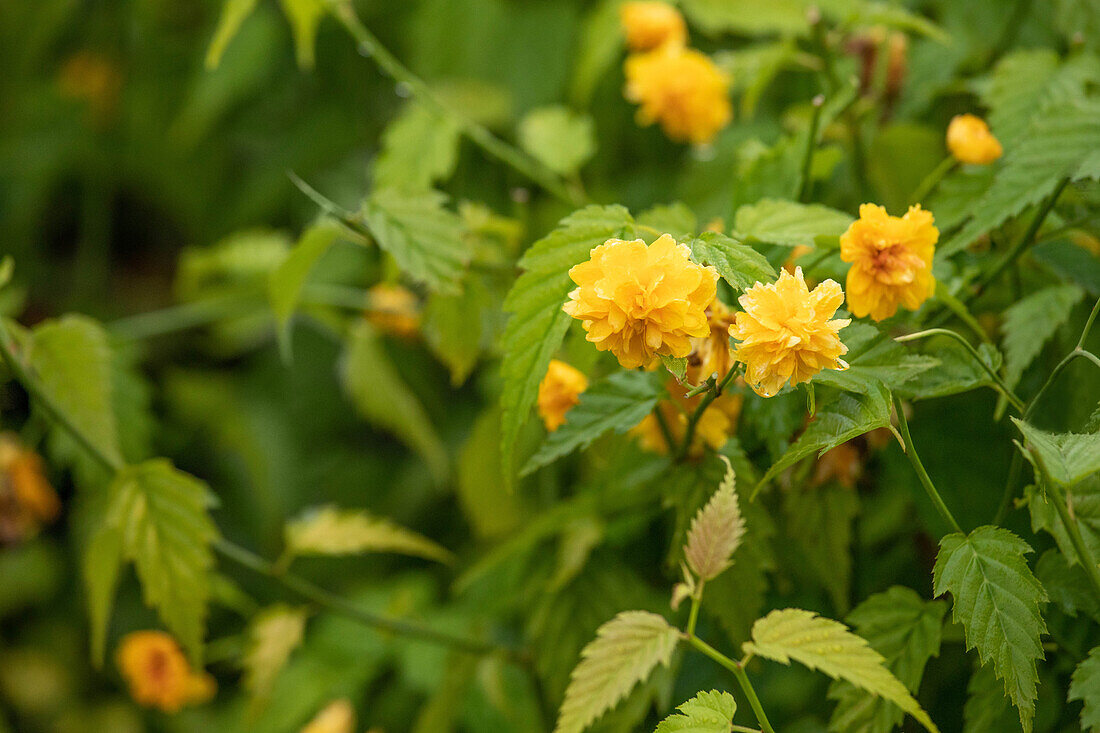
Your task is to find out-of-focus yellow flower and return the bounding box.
[537,360,589,431]
[301,699,356,733]
[686,300,736,385]
[564,234,717,369]
[366,284,420,339]
[946,114,1002,165]
[632,380,742,457]
[624,47,731,145]
[840,204,938,321]
[57,51,122,124]
[620,1,688,53]
[116,632,215,713]
[0,434,61,545]
[730,267,849,397]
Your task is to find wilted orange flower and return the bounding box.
[620,1,688,52]
[686,300,736,384]
[624,47,731,145]
[730,267,849,397]
[366,283,420,339]
[946,114,1002,165]
[563,234,717,369]
[632,380,742,457]
[301,699,356,733]
[0,434,61,545]
[116,632,215,712]
[840,204,938,321]
[537,360,588,431]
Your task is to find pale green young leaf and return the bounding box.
[374,102,462,192]
[654,690,737,733]
[637,203,698,240]
[268,221,341,359]
[686,232,777,294]
[744,608,939,733]
[1013,418,1100,487]
[362,188,469,294]
[244,604,309,711]
[964,661,1022,733]
[554,610,680,733]
[734,198,853,249]
[278,0,324,68]
[684,456,745,582]
[1070,646,1100,732]
[1000,284,1084,387]
[500,205,635,484]
[285,505,454,564]
[932,526,1048,732]
[827,587,947,733]
[522,371,664,477]
[205,0,260,69]
[519,106,596,177]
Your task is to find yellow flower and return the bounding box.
[686,300,736,385]
[116,632,215,713]
[537,360,588,431]
[0,434,61,545]
[301,699,356,733]
[624,47,731,145]
[620,1,688,53]
[366,283,420,339]
[946,114,1003,165]
[632,380,742,457]
[563,234,717,369]
[730,267,850,397]
[840,203,938,321]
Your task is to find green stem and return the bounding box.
[685,635,776,733]
[685,584,704,637]
[107,291,263,341]
[325,0,579,206]
[896,328,1025,413]
[797,95,825,203]
[677,369,737,461]
[909,156,956,205]
[1039,472,1100,606]
[935,287,993,347]
[892,395,964,534]
[653,406,677,455]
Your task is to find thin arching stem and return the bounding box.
[895,328,1025,413]
[684,635,776,733]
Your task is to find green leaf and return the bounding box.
[680,0,810,36]
[964,661,1022,733]
[933,526,1048,732]
[813,322,938,393]
[29,315,122,468]
[421,278,491,386]
[654,690,737,733]
[1013,418,1100,488]
[554,611,680,733]
[1035,549,1100,623]
[1026,476,1100,571]
[268,221,341,359]
[284,505,454,564]
[456,408,526,539]
[637,203,698,240]
[897,338,1000,401]
[374,102,463,192]
[1070,646,1100,732]
[83,526,123,667]
[756,383,891,492]
[569,0,625,105]
[744,608,939,732]
[243,604,309,712]
[362,188,469,294]
[205,0,260,69]
[519,106,596,177]
[1001,284,1084,387]
[500,205,635,484]
[659,354,688,383]
[716,41,796,118]
[784,482,859,613]
[734,198,853,248]
[684,456,745,582]
[341,321,448,482]
[686,232,777,294]
[827,587,948,733]
[278,0,325,68]
[522,371,663,476]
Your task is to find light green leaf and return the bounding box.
[680,0,809,36]
[374,102,463,192]
[745,608,938,732]
[284,505,454,564]
[933,526,1048,732]
[500,205,634,485]
[243,604,309,711]
[569,0,625,106]
[684,456,745,582]
[268,221,341,359]
[659,354,688,383]
[828,587,947,733]
[686,232,777,294]
[278,0,325,68]
[1070,646,1100,732]
[341,321,448,482]
[638,203,698,240]
[734,198,853,248]
[457,408,525,539]
[362,188,469,294]
[519,106,596,177]
[83,526,123,667]
[1013,418,1100,488]
[205,0,260,69]
[654,690,737,733]
[1001,284,1084,387]
[421,279,490,386]
[522,371,663,477]
[554,611,680,733]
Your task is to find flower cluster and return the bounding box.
[537,360,589,431]
[620,3,731,144]
[946,114,1002,165]
[116,631,215,712]
[563,234,717,369]
[0,434,61,545]
[632,379,742,457]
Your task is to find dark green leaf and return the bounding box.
[686,232,777,294]
[1000,284,1084,387]
[1013,418,1100,488]
[1070,646,1100,732]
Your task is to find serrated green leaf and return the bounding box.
[1026,476,1100,570]
[522,371,663,477]
[374,102,463,192]
[684,456,745,582]
[744,608,938,732]
[827,587,947,733]
[278,0,324,68]
[757,383,891,492]
[734,198,853,248]
[1070,646,1100,732]
[964,660,1022,733]
[362,188,469,294]
[341,321,448,482]
[686,232,777,294]
[519,106,596,177]
[268,221,341,359]
[638,203,698,240]
[284,505,454,564]
[554,610,680,733]
[1001,284,1084,387]
[500,205,635,485]
[897,337,999,401]
[659,354,688,382]
[1035,549,1100,623]
[654,690,737,733]
[1013,418,1100,488]
[205,0,260,69]
[932,526,1048,732]
[813,322,938,393]
[244,604,309,712]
